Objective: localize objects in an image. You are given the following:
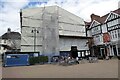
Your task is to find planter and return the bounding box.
[29,56,48,65]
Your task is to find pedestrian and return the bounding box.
[76,57,79,64]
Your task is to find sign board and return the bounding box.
[103,33,110,43]
[34,53,39,57]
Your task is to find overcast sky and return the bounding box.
[0,0,120,36]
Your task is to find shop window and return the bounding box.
[82,51,85,57]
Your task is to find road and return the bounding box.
[2,59,118,78]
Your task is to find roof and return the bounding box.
[85,8,120,28]
[100,14,109,23]
[90,13,109,24]
[90,14,101,22]
[100,8,120,23]
[112,8,120,15]
[84,21,92,29]
[1,32,21,40]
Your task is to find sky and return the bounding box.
[0,0,120,36]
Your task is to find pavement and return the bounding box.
[2,59,118,78]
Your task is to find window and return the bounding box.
[119,18,120,24]
[115,33,117,38]
[96,27,98,30]
[115,30,117,38]
[0,46,1,50]
[118,29,120,38]
[116,19,118,25]
[109,32,112,39]
[109,21,112,27]
[113,20,116,26]
[114,14,116,19]
[99,36,100,42]
[112,20,113,26]
[95,35,100,43]
[112,31,114,39]
[111,15,113,19]
[4,47,6,50]
[4,40,6,43]
[113,34,115,39]
[109,32,111,35]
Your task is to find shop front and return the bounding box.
[109,41,119,57]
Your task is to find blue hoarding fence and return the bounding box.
[4,54,29,67]
[3,52,40,67]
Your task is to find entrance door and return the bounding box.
[100,48,105,59]
[71,46,78,58]
[113,45,117,56]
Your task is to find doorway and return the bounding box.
[113,45,117,56]
[100,48,105,59]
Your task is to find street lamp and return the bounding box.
[31,28,39,52]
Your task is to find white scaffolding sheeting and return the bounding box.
[21,6,86,55]
[21,6,59,55]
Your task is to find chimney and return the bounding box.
[7,28,11,33]
[90,14,100,21]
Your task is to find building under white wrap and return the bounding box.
[20,6,90,56]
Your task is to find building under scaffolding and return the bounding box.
[20,6,90,56]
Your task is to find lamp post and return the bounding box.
[31,28,39,52]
